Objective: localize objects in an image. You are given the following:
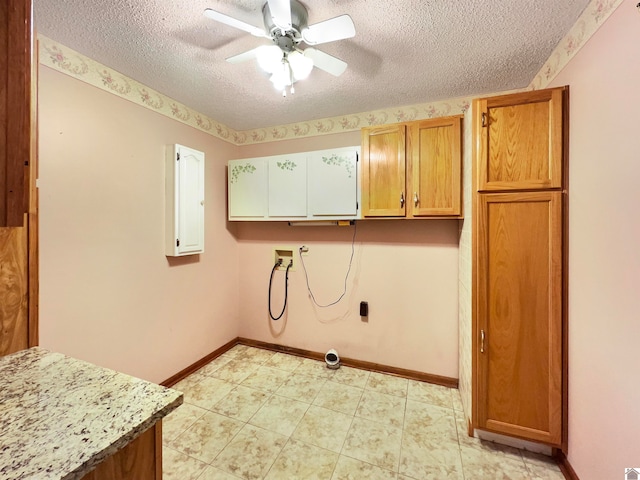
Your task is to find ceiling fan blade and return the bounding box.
[204,8,267,38]
[302,15,355,45]
[267,0,292,31]
[226,48,261,64]
[304,48,348,77]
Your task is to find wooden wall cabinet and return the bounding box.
[0,0,38,357]
[361,116,462,218]
[472,86,567,448]
[476,88,564,191]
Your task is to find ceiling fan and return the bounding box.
[204,0,356,96]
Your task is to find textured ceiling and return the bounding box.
[34,0,590,131]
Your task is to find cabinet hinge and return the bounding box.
[356,201,359,210]
[176,152,180,161]
[176,239,180,247]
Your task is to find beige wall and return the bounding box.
[233,135,461,379]
[38,66,241,383]
[549,1,640,477]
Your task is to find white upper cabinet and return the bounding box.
[308,147,358,217]
[166,144,205,256]
[228,158,267,219]
[268,154,307,217]
[227,146,360,221]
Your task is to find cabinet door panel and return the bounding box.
[408,117,461,217]
[361,124,406,217]
[228,158,267,218]
[477,88,564,191]
[177,146,205,255]
[308,148,358,217]
[268,154,307,217]
[0,225,28,356]
[476,191,562,445]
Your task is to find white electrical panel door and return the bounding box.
[228,158,267,219]
[166,144,205,256]
[308,147,359,216]
[268,154,307,217]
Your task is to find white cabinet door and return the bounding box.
[308,147,358,216]
[268,154,307,217]
[228,158,267,219]
[166,144,205,256]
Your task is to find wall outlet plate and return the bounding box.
[273,247,295,271]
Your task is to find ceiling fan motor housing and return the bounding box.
[262,0,308,49]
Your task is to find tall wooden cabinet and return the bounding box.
[472,86,567,447]
[0,0,37,357]
[361,116,462,218]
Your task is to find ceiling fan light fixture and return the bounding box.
[255,45,284,73]
[288,51,313,80]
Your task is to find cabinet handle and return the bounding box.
[413,192,419,206]
[481,112,487,127]
[400,192,405,207]
[480,329,486,353]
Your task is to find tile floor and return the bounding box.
[163,345,565,480]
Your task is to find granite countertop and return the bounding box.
[0,347,183,480]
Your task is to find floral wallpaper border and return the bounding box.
[38,0,622,146]
[528,0,624,90]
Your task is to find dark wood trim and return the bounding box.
[238,337,459,388]
[556,451,579,480]
[161,336,459,389]
[561,86,570,454]
[154,422,162,480]
[160,338,239,387]
[27,35,38,348]
[1,0,32,227]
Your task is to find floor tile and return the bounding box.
[330,366,370,389]
[527,464,566,480]
[212,424,287,480]
[355,390,406,428]
[163,403,208,444]
[451,389,465,413]
[294,358,336,379]
[264,439,339,479]
[175,375,235,410]
[195,355,232,377]
[366,372,408,397]
[275,372,327,403]
[332,455,397,480]
[211,385,269,422]
[232,347,276,365]
[342,417,403,472]
[407,380,453,409]
[248,394,309,436]
[165,348,557,480]
[209,359,261,384]
[163,446,208,480]
[240,365,291,393]
[404,400,458,445]
[313,380,364,416]
[399,431,463,479]
[263,352,304,372]
[460,445,530,480]
[170,411,244,464]
[197,466,244,480]
[291,405,353,453]
[521,450,562,471]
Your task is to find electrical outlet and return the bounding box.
[300,245,310,256]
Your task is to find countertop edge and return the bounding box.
[64,393,183,480]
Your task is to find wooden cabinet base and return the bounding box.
[81,422,162,480]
